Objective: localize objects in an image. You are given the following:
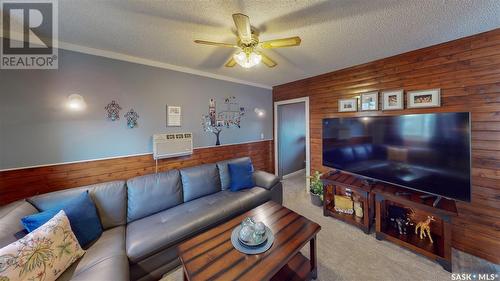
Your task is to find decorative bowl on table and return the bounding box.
[231,217,275,254]
[237,218,269,247]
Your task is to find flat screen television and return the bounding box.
[322,112,471,202]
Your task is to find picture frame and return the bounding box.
[407,89,441,108]
[338,98,358,112]
[381,90,404,110]
[167,105,182,127]
[360,91,379,111]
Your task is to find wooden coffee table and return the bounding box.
[177,201,321,281]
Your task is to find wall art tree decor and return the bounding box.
[105,100,122,121]
[124,109,139,128]
[202,96,245,146]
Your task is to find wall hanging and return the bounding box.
[338,98,357,112]
[360,91,378,111]
[105,100,122,121]
[124,109,139,128]
[381,90,404,110]
[202,96,245,146]
[407,89,441,109]
[167,105,182,127]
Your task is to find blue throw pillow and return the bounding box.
[228,160,255,191]
[22,191,103,248]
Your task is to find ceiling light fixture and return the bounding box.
[233,51,262,68]
[67,94,86,111]
[194,13,301,69]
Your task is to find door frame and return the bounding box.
[274,97,310,191]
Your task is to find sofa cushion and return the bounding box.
[126,188,271,263]
[232,186,271,211]
[0,200,37,247]
[216,157,253,190]
[22,192,103,248]
[0,211,85,281]
[180,163,221,202]
[27,181,126,230]
[228,161,255,191]
[127,170,182,222]
[56,226,129,281]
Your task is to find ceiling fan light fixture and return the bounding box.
[233,51,261,68]
[194,13,300,69]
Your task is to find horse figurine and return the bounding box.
[415,216,435,243]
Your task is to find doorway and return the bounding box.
[274,97,310,191]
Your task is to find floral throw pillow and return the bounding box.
[0,210,85,281]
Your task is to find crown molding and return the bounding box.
[59,42,273,89]
[0,31,273,90]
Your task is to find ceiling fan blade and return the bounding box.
[260,36,301,49]
[194,40,237,48]
[225,57,237,67]
[260,52,277,68]
[232,13,252,44]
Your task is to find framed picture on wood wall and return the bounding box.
[360,91,379,111]
[381,90,404,110]
[338,98,358,112]
[407,89,441,108]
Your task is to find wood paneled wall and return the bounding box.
[0,140,273,205]
[273,29,500,264]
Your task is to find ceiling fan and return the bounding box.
[194,13,301,69]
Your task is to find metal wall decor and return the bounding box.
[202,96,245,146]
[124,109,139,128]
[105,100,122,121]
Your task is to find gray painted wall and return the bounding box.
[277,102,306,176]
[0,49,272,170]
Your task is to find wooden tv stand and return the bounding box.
[322,171,457,271]
[373,184,457,272]
[321,171,375,234]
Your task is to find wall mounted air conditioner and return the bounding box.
[153,133,193,160]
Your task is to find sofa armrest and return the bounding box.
[253,170,280,190]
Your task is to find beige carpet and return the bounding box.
[161,171,451,281]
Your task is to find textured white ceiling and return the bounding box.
[55,0,500,88]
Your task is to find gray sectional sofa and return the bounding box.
[0,157,282,281]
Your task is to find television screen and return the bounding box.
[322,112,471,202]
